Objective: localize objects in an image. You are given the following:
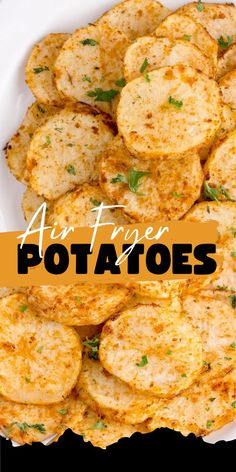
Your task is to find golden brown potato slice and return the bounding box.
[219,69,236,118]
[155,12,217,71]
[98,0,170,40]
[26,33,70,106]
[204,129,236,202]
[124,37,215,82]
[184,202,236,239]
[27,284,133,326]
[47,183,127,227]
[182,295,236,378]
[217,43,236,79]
[0,294,82,404]
[26,105,115,200]
[5,102,60,183]
[100,135,203,222]
[176,2,236,43]
[0,393,85,445]
[117,65,221,159]
[77,357,156,424]
[99,301,203,397]
[147,369,236,437]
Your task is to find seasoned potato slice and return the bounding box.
[21,187,51,230]
[204,130,236,201]
[134,280,186,299]
[147,369,236,437]
[124,37,215,82]
[71,406,147,448]
[26,33,70,106]
[26,105,115,200]
[176,2,236,43]
[100,135,203,222]
[183,295,236,378]
[6,102,59,183]
[155,12,217,71]
[217,43,236,80]
[47,183,127,227]
[98,0,170,40]
[99,301,203,397]
[117,65,221,159]
[27,284,133,326]
[219,70,236,118]
[77,358,156,424]
[0,294,82,404]
[184,202,236,239]
[0,393,85,445]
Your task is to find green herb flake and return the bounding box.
[206,420,214,429]
[58,409,68,416]
[33,66,49,74]
[216,285,228,291]
[231,252,236,258]
[20,304,27,313]
[6,422,46,434]
[140,57,149,73]
[45,135,51,145]
[67,164,76,175]
[111,169,150,194]
[168,96,183,109]
[28,132,33,139]
[37,346,43,354]
[196,0,204,12]
[217,35,233,49]
[75,296,82,303]
[90,197,101,207]
[87,88,118,102]
[231,401,236,409]
[203,182,231,201]
[82,75,92,83]
[25,377,31,383]
[166,350,173,356]
[171,192,184,198]
[229,341,236,350]
[224,357,232,361]
[182,34,192,41]
[115,78,126,87]
[55,127,63,133]
[37,104,45,114]
[92,420,107,430]
[203,360,211,369]
[181,373,187,378]
[229,295,236,309]
[80,38,98,46]
[144,72,151,82]
[136,355,148,367]
[209,397,216,402]
[67,143,74,147]
[83,334,100,360]
[230,227,236,238]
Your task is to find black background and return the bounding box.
[1,428,235,471]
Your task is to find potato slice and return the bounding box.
[99,301,203,397]
[98,0,170,40]
[219,69,236,118]
[26,33,70,106]
[183,295,236,378]
[204,129,236,202]
[21,186,51,230]
[47,183,127,227]
[5,102,59,183]
[77,358,156,424]
[184,202,236,239]
[27,284,133,326]
[0,294,82,404]
[100,135,203,222]
[124,37,215,82]
[147,369,236,437]
[26,105,115,200]
[155,12,217,71]
[134,280,186,299]
[217,43,236,80]
[117,65,221,159]
[0,393,85,445]
[176,2,236,43]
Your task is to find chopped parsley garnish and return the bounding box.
[144,72,150,82]
[224,357,232,361]
[92,420,107,430]
[6,422,46,434]
[90,197,101,207]
[229,342,236,350]
[229,295,236,309]
[203,182,231,201]
[37,104,45,114]
[182,34,192,41]
[67,143,74,147]
[83,334,100,360]
[206,420,214,429]
[181,373,187,378]
[82,75,92,83]
[136,355,148,367]
[231,252,236,258]
[171,192,184,198]
[37,346,43,354]
[58,409,68,416]
[20,304,27,313]
[168,96,183,109]
[231,401,236,409]
[25,377,31,383]
[115,78,126,87]
[209,397,216,402]
[203,360,211,369]
[45,135,51,145]
[33,66,49,74]
[67,164,76,175]
[196,0,204,12]
[75,296,82,303]
[217,36,233,49]
[55,127,63,133]
[140,57,149,73]
[29,132,33,139]
[230,227,236,238]
[80,38,98,46]
[111,169,150,194]
[166,350,173,355]
[87,88,118,102]
[216,285,228,291]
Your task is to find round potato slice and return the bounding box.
[99,301,203,397]
[117,65,221,159]
[183,295,236,378]
[27,284,133,326]
[77,358,157,424]
[217,43,236,79]
[184,202,236,239]
[0,294,82,404]
[71,406,147,449]
[147,369,236,437]
[27,105,115,200]
[124,37,215,82]
[155,12,217,71]
[134,280,186,299]
[25,33,70,106]
[204,129,236,202]
[219,69,236,118]
[176,2,236,43]
[0,393,85,445]
[98,0,170,40]
[100,135,203,222]
[5,102,60,183]
[47,183,127,227]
